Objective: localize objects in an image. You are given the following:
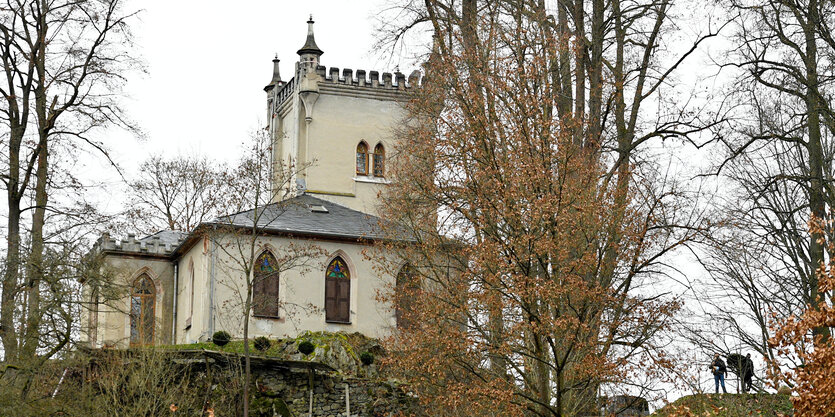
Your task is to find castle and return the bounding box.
[82,18,419,347]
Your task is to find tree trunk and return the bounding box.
[802,0,830,344]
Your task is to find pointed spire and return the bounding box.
[270,54,282,84]
[297,15,324,57]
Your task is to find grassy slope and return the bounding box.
[652,394,793,417]
[156,330,372,359]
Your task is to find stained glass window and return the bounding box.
[373,143,385,177]
[130,274,155,346]
[253,251,280,317]
[326,257,350,279]
[325,256,351,323]
[356,142,368,175]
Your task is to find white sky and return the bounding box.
[81,0,421,214]
[91,1,402,198]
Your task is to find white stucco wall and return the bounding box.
[174,234,398,343]
[85,255,174,348]
[271,70,409,216]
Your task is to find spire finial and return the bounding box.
[297,15,323,57]
[270,55,281,84]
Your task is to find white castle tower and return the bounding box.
[264,17,420,215]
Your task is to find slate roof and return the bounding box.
[139,230,189,247]
[212,194,403,241]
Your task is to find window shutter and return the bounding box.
[337,279,350,322]
[266,272,279,317]
[325,277,338,321]
[253,274,263,316]
[326,256,351,323]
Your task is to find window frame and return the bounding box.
[373,143,385,177]
[356,141,369,176]
[325,256,351,324]
[129,274,156,347]
[252,250,281,319]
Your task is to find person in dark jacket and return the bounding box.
[741,353,754,393]
[711,353,727,393]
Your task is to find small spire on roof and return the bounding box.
[270,54,282,84]
[297,15,323,57]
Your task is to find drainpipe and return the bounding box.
[172,262,178,344]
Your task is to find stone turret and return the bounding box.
[297,15,323,76]
[264,55,283,92]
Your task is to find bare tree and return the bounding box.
[0,0,140,364]
[373,0,721,415]
[693,0,835,382]
[208,129,323,416]
[127,154,228,233]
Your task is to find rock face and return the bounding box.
[248,331,406,416]
[280,331,381,377]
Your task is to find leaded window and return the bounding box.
[130,274,155,346]
[325,257,351,323]
[356,142,369,176]
[373,143,385,177]
[253,251,280,318]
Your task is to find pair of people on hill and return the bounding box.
[710,353,755,393]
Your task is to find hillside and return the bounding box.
[653,394,793,417]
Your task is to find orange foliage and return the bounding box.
[771,223,835,416]
[373,1,702,416]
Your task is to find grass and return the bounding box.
[155,330,374,360]
[653,393,793,417]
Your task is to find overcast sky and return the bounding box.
[85,0,413,211]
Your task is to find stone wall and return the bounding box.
[254,367,411,417]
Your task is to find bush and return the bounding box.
[298,340,315,355]
[212,331,231,347]
[254,336,271,352]
[360,351,374,366]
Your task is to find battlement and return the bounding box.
[273,66,421,108]
[96,231,186,257]
[316,66,422,90]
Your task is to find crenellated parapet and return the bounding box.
[96,232,185,258]
[273,66,421,110]
[316,66,422,90]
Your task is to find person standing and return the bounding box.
[711,353,728,394]
[741,353,754,393]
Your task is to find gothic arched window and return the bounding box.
[396,264,418,329]
[356,142,369,176]
[325,256,351,323]
[373,143,385,177]
[253,251,280,318]
[130,274,156,346]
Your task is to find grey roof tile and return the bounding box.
[213,194,404,241]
